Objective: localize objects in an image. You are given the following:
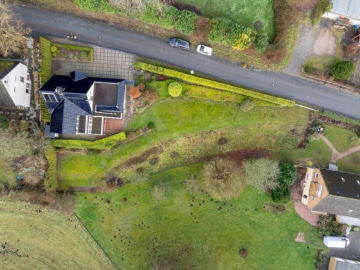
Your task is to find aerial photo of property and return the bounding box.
[2,0,360,269]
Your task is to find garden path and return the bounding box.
[318,134,360,163]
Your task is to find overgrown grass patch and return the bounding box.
[76,164,321,269]
[0,201,115,269]
[304,55,338,74]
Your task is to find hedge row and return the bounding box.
[72,0,118,13]
[40,98,51,122]
[39,37,52,86]
[44,146,57,190]
[320,111,360,126]
[52,43,93,61]
[50,132,126,149]
[135,62,294,106]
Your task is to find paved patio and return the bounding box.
[51,39,135,82]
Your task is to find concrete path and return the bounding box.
[318,134,360,163]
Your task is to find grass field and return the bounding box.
[75,164,322,269]
[57,100,309,188]
[178,0,276,40]
[323,125,360,153]
[0,201,115,269]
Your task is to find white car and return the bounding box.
[196,45,213,56]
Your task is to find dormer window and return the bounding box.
[43,93,57,102]
[341,177,345,183]
[315,173,319,178]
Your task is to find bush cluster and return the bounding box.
[208,17,254,50]
[332,61,356,81]
[271,163,295,203]
[255,32,269,54]
[73,0,118,13]
[240,99,254,112]
[142,5,196,34]
[312,0,332,25]
[135,62,294,106]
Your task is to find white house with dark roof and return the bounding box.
[40,71,127,137]
[0,62,31,108]
[323,0,360,24]
[302,167,360,225]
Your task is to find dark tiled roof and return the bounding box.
[320,169,360,199]
[314,169,360,218]
[41,72,125,135]
[0,82,16,109]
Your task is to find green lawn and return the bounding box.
[58,100,309,188]
[337,152,360,173]
[178,0,276,40]
[0,60,15,73]
[323,125,360,153]
[76,164,321,270]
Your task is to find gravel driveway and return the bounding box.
[285,23,318,76]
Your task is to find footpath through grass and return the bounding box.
[0,201,115,269]
[76,164,322,269]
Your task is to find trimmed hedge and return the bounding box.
[44,146,58,190]
[168,82,183,97]
[135,62,294,106]
[40,99,51,122]
[39,37,52,86]
[50,132,126,149]
[52,43,93,61]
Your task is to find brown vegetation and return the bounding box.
[129,86,141,98]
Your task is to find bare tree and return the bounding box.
[0,2,30,57]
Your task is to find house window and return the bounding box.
[43,93,57,102]
[20,76,24,83]
[26,83,31,88]
[303,195,308,199]
[315,173,318,178]
[26,74,30,81]
[26,89,30,94]
[14,87,16,93]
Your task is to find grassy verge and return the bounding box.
[75,164,322,269]
[0,200,115,269]
[136,62,294,106]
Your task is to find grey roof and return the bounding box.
[333,258,360,270]
[313,169,360,218]
[0,82,16,109]
[332,0,360,20]
[40,71,125,135]
[313,195,360,218]
[0,62,18,109]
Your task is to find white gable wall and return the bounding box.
[0,63,31,107]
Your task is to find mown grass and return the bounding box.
[337,152,360,173]
[75,164,322,270]
[178,0,275,40]
[58,100,309,188]
[323,125,360,153]
[0,201,115,269]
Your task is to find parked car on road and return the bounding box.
[169,38,190,50]
[196,45,213,56]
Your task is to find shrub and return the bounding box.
[303,65,313,74]
[138,83,145,91]
[240,99,254,112]
[129,86,141,99]
[271,163,295,203]
[271,184,290,203]
[149,157,159,165]
[332,61,356,81]
[255,32,268,54]
[147,122,155,129]
[202,157,245,200]
[168,82,183,97]
[243,158,280,192]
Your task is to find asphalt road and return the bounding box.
[13,5,360,119]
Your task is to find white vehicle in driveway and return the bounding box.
[196,45,213,56]
[323,236,350,248]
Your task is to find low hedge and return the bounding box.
[52,43,93,61]
[44,146,58,190]
[40,99,51,122]
[319,111,360,126]
[135,62,294,106]
[39,37,52,86]
[50,132,126,149]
